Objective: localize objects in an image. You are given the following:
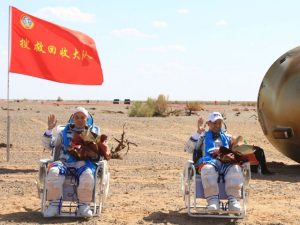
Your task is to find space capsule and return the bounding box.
[258,46,300,163]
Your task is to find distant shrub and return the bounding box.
[57,96,63,102]
[241,102,257,107]
[169,109,184,116]
[185,101,204,116]
[154,94,169,116]
[128,101,155,117]
[128,102,141,117]
[128,94,169,117]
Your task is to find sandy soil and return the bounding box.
[0,100,299,225]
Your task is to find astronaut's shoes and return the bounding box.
[43,203,59,217]
[206,197,220,211]
[77,204,93,217]
[228,198,241,212]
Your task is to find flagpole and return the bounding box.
[7,6,12,162]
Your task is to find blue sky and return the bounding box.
[1,0,300,101]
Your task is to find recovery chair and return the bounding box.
[181,160,250,218]
[37,115,110,217]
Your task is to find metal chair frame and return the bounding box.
[181,160,250,219]
[37,124,110,217]
[38,159,110,217]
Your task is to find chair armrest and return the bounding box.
[39,158,53,166]
[94,160,108,175]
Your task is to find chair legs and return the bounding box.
[38,160,110,217]
[182,161,250,219]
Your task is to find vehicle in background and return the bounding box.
[113,99,120,104]
[124,99,131,104]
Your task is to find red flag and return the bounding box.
[9,6,103,85]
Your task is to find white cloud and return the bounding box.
[153,21,168,28]
[137,45,186,53]
[35,7,96,23]
[177,9,189,14]
[111,28,157,39]
[168,45,187,52]
[216,19,228,26]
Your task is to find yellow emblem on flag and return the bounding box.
[20,14,34,29]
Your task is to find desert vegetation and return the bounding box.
[128,94,169,117]
[185,101,204,116]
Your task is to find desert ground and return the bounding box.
[0,100,299,225]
